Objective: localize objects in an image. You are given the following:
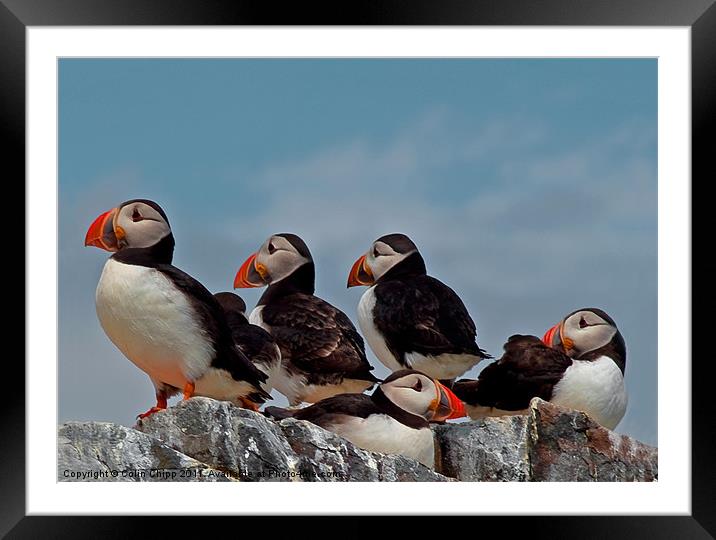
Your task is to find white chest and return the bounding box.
[94,259,214,387]
[357,287,403,372]
[332,414,436,468]
[551,356,628,430]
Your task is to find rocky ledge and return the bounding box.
[58,397,657,482]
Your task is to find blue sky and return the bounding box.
[58,59,657,445]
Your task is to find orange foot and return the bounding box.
[137,406,165,419]
[136,393,168,420]
[239,397,261,412]
[137,391,167,420]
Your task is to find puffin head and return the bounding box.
[84,199,172,252]
[542,307,625,361]
[234,233,313,289]
[214,292,248,317]
[377,369,466,422]
[213,291,249,327]
[347,233,425,287]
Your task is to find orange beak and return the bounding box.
[542,323,560,347]
[347,254,374,288]
[234,253,268,288]
[428,380,466,421]
[84,208,119,251]
[542,321,574,353]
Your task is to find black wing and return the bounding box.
[373,275,490,363]
[265,393,379,430]
[261,293,379,383]
[231,324,280,372]
[156,264,270,400]
[452,335,572,410]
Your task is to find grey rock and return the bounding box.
[434,414,531,481]
[433,398,658,482]
[135,397,297,482]
[377,454,453,482]
[58,421,236,482]
[134,397,448,482]
[58,396,657,483]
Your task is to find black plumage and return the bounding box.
[264,385,428,430]
[452,335,573,410]
[214,292,280,374]
[259,268,379,387]
[265,394,379,424]
[371,251,490,366]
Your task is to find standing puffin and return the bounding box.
[347,233,490,380]
[213,292,281,394]
[84,199,270,418]
[265,369,465,468]
[234,233,380,405]
[452,308,628,430]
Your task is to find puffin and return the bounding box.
[84,199,270,418]
[213,292,281,394]
[264,369,466,468]
[347,233,490,381]
[234,233,380,406]
[451,307,628,430]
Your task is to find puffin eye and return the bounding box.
[268,242,276,254]
[579,317,588,329]
[131,208,143,222]
[373,247,380,257]
[412,379,422,392]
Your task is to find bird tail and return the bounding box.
[263,406,296,421]
[450,378,480,403]
[249,387,272,405]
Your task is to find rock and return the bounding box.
[527,399,658,481]
[434,414,531,481]
[134,397,447,482]
[135,398,297,481]
[58,397,656,482]
[58,421,236,482]
[434,398,658,482]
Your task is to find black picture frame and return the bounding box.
[5,1,711,537]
